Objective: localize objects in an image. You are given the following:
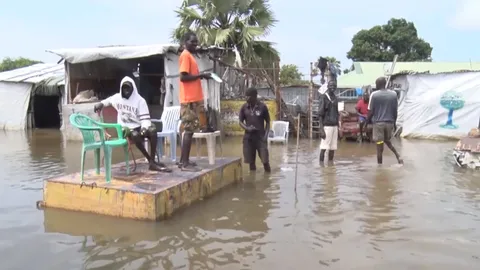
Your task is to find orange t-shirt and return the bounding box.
[179,50,204,103]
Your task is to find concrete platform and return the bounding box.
[43,157,243,221]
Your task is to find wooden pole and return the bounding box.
[294,113,301,191]
[274,61,281,120]
[308,62,314,139]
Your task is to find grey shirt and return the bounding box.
[368,89,398,123]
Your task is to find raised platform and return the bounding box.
[43,157,242,221]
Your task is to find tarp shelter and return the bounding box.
[391,71,480,139]
[0,63,65,130]
[47,44,223,140]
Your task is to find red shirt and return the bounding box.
[356,99,369,115]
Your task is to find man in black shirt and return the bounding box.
[318,80,339,163]
[239,88,271,172]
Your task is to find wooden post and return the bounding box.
[308,62,314,139]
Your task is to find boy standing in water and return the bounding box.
[318,80,339,163]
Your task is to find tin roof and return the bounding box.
[0,63,64,85]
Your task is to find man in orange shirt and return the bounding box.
[178,32,212,171]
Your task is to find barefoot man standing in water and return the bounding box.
[367,77,403,165]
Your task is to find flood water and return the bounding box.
[1,129,480,270]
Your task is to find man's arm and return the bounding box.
[317,95,325,129]
[367,95,375,124]
[263,105,271,140]
[392,95,398,127]
[355,100,363,116]
[238,105,249,130]
[138,99,152,129]
[179,54,202,82]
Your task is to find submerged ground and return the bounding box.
[1,129,479,270]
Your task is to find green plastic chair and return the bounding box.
[69,113,130,183]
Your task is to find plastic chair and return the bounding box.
[69,113,130,183]
[97,108,137,171]
[179,120,223,165]
[268,121,290,145]
[152,106,181,162]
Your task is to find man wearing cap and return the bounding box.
[238,88,271,172]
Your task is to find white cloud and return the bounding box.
[449,0,480,30]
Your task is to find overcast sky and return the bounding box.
[1,0,479,77]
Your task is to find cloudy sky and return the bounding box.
[1,0,479,76]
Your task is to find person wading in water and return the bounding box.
[367,77,403,165]
[318,80,339,163]
[238,87,271,172]
[178,32,212,171]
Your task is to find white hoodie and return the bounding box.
[101,76,151,129]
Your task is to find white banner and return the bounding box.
[401,72,480,139]
[0,82,32,130]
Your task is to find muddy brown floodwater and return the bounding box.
[1,129,480,270]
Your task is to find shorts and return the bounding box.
[372,122,394,143]
[180,101,207,133]
[122,125,156,138]
[243,136,269,164]
[320,126,338,150]
[359,116,367,123]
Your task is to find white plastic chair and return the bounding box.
[268,121,290,145]
[180,121,222,165]
[151,106,180,162]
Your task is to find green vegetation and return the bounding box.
[347,18,433,62]
[0,57,42,72]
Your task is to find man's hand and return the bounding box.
[319,128,326,139]
[246,125,257,132]
[93,102,104,113]
[200,73,212,80]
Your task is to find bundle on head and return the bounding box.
[317,57,328,84]
[317,57,328,74]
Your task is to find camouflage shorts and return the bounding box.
[180,101,206,133]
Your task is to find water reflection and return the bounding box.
[359,168,402,236]
[2,130,480,269]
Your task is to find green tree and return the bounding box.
[346,18,433,62]
[343,68,350,74]
[279,64,303,86]
[0,57,42,72]
[171,0,279,86]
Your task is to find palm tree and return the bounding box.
[171,0,279,72]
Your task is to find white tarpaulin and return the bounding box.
[400,72,480,139]
[164,54,220,111]
[0,82,32,130]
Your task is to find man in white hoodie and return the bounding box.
[94,76,171,172]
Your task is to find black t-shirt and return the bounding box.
[239,102,270,138]
[318,93,339,126]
